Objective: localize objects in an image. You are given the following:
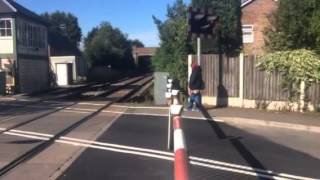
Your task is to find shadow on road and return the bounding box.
[198,106,268,179]
[196,105,320,180]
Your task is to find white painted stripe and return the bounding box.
[0,97,16,100]
[10,129,53,138]
[57,139,310,180]
[182,116,225,122]
[111,105,169,110]
[55,140,175,161]
[190,156,273,174]
[61,137,174,156]
[101,110,224,122]
[190,156,317,180]
[3,129,317,180]
[277,173,317,180]
[66,108,96,112]
[78,102,105,106]
[61,110,91,114]
[174,129,186,152]
[102,110,125,114]
[190,161,288,180]
[0,127,6,131]
[4,132,50,141]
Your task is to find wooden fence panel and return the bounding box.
[222,55,239,97]
[194,54,239,97]
[243,56,290,101]
[309,84,320,111]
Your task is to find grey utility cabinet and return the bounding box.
[154,72,169,105]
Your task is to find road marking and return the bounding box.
[2,128,317,180]
[60,136,173,156]
[4,132,50,141]
[55,140,175,161]
[78,102,105,106]
[101,110,225,122]
[189,161,285,180]
[0,97,16,100]
[61,110,91,114]
[10,129,53,138]
[111,105,169,110]
[66,108,96,112]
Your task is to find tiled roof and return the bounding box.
[241,0,277,7]
[241,0,254,7]
[0,0,15,13]
[133,47,158,56]
[0,0,47,25]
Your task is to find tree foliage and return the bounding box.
[257,49,320,102]
[265,0,320,52]
[191,0,242,54]
[152,0,193,87]
[257,49,320,83]
[42,11,82,54]
[130,39,144,48]
[84,22,134,70]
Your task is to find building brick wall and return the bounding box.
[242,0,278,55]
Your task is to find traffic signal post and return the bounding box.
[188,7,218,65]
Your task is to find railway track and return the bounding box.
[0,75,135,113]
[0,75,152,176]
[0,75,146,120]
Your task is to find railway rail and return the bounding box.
[0,75,153,176]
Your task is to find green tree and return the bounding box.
[42,11,82,54]
[84,22,134,70]
[152,0,193,88]
[257,49,320,110]
[191,0,242,54]
[264,0,320,52]
[130,39,144,48]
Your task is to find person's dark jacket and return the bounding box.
[189,66,204,90]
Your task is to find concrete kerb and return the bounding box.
[106,104,320,134]
[219,116,320,134]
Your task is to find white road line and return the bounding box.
[61,110,91,114]
[61,136,174,157]
[101,110,225,122]
[10,129,53,138]
[111,105,169,110]
[55,140,175,161]
[189,161,287,180]
[4,132,50,141]
[2,129,318,180]
[66,108,96,112]
[78,102,105,106]
[0,127,6,131]
[190,156,272,173]
[0,97,16,100]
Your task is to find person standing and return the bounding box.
[186,61,204,111]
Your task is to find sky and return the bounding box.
[16,0,191,47]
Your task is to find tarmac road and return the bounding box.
[59,114,320,180]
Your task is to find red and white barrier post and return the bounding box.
[170,90,189,180]
[173,115,189,180]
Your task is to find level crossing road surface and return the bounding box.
[57,112,320,180]
[0,81,319,179]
